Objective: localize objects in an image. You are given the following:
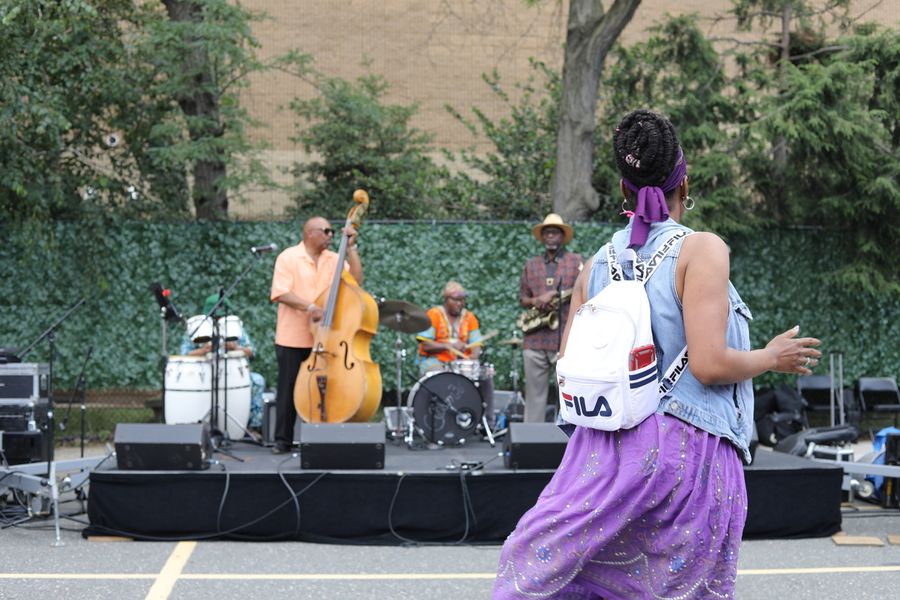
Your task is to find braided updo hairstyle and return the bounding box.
[613,109,680,188]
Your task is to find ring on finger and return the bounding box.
[803,357,811,368]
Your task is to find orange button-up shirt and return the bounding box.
[270,242,346,348]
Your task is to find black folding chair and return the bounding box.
[797,375,856,427]
[857,377,900,426]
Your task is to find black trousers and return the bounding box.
[274,344,311,446]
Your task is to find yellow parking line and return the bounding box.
[181,573,497,580]
[0,574,156,580]
[145,541,197,600]
[1,565,899,582]
[738,565,900,576]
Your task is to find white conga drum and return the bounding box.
[164,353,251,439]
[165,356,212,426]
[214,351,251,438]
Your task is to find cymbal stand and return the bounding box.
[509,337,525,406]
[390,327,409,442]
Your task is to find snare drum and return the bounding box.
[407,372,483,445]
[450,359,481,381]
[164,354,251,439]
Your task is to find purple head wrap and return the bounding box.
[622,147,687,248]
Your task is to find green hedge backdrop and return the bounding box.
[1,221,896,396]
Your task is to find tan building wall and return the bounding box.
[234,0,897,218]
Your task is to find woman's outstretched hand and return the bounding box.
[766,326,822,375]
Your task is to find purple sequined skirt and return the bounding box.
[494,414,747,599]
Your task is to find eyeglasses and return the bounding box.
[311,227,335,236]
[445,295,466,302]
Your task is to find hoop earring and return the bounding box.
[621,198,630,213]
[682,196,695,211]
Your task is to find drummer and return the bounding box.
[180,293,265,430]
[416,281,483,376]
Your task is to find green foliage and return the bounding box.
[0,0,273,223]
[288,71,457,220]
[731,0,851,33]
[444,61,562,220]
[738,26,900,292]
[1,222,896,398]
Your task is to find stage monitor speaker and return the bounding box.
[503,423,569,470]
[299,423,385,470]
[114,423,210,470]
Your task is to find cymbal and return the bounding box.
[498,337,524,347]
[379,300,430,333]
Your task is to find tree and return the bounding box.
[157,0,270,220]
[730,0,851,217]
[288,70,454,220]
[444,61,561,221]
[549,0,642,221]
[742,26,900,292]
[0,0,181,221]
[0,0,271,223]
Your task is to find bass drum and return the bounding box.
[407,372,482,445]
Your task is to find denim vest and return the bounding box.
[587,219,755,464]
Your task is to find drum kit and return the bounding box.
[379,299,524,449]
[164,313,252,441]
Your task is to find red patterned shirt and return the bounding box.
[519,249,583,351]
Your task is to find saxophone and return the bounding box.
[516,289,573,334]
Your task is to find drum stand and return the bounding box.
[389,331,415,443]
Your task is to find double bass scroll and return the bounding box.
[293,190,382,423]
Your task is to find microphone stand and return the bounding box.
[17,297,86,547]
[60,346,93,458]
[194,251,269,454]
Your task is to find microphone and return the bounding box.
[149,282,184,323]
[251,243,278,255]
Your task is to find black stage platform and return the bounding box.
[84,438,843,543]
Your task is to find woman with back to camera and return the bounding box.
[493,109,822,599]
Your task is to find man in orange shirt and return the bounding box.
[417,281,482,375]
[269,216,363,454]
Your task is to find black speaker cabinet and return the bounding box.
[1,430,50,465]
[299,423,385,470]
[503,422,569,470]
[114,423,211,470]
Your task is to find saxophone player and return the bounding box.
[518,214,583,423]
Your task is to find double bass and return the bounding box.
[293,190,382,423]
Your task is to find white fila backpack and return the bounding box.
[556,231,690,431]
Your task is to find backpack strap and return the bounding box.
[606,243,623,281]
[658,346,689,397]
[636,230,690,284]
[609,230,690,284]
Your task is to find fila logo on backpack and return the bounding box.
[556,231,691,431]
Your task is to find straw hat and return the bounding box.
[531,213,573,244]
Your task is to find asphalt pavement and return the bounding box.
[1,445,898,599]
